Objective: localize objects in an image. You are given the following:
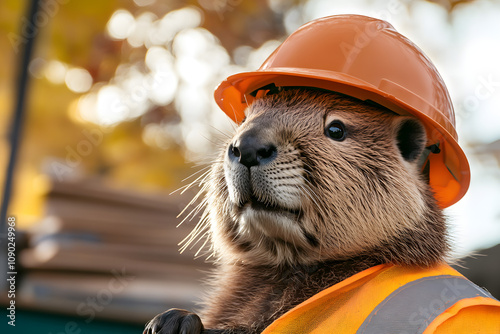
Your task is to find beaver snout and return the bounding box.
[223,122,305,216]
[228,130,277,168]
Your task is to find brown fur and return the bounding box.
[149,89,450,334]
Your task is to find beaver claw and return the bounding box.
[144,308,204,334]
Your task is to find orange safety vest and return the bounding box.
[262,263,500,333]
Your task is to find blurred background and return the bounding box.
[1,0,499,332]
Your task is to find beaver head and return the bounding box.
[187,88,448,268]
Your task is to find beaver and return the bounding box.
[143,88,447,333]
[144,14,500,334]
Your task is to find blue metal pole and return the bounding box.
[1,0,42,231]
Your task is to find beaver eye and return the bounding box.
[325,121,346,141]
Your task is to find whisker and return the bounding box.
[194,236,211,258]
[181,165,212,182]
[179,213,210,253]
[228,104,240,129]
[177,197,207,226]
[180,170,211,195]
[171,169,211,196]
[208,124,233,140]
[177,183,209,220]
[297,178,327,216]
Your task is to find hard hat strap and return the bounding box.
[419,142,441,180]
[250,83,283,98]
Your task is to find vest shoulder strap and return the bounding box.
[356,274,498,334]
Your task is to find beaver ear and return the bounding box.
[393,117,427,163]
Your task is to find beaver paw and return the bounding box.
[143,308,204,334]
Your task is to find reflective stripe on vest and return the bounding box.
[356,275,497,334]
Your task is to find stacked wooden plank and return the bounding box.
[16,178,211,324]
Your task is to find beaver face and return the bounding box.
[204,89,433,266]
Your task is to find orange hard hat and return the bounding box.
[214,14,470,208]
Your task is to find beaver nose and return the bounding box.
[229,133,277,168]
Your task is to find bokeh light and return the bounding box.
[65,67,93,93]
[106,9,136,40]
[44,60,67,84]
